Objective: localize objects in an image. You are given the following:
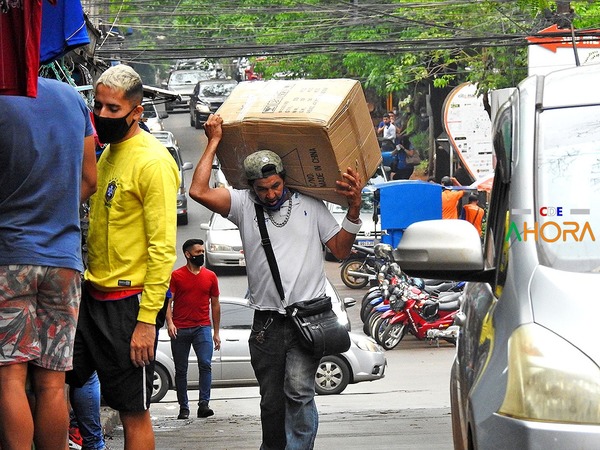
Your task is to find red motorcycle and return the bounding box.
[371,281,460,350]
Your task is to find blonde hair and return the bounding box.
[95,65,143,103]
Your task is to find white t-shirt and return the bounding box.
[228,189,339,313]
[383,123,396,141]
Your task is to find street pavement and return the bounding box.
[99,259,456,448]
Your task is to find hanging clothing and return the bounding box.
[0,0,43,97]
[40,0,90,64]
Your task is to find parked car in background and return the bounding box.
[152,288,384,402]
[151,131,193,225]
[163,70,211,112]
[189,79,238,128]
[395,64,600,449]
[325,165,387,260]
[210,156,229,189]
[200,213,245,272]
[141,99,168,132]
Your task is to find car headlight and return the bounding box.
[353,335,383,353]
[209,243,233,252]
[499,323,600,424]
[195,103,211,113]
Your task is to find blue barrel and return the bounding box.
[376,180,442,247]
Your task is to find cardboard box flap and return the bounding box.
[218,79,360,126]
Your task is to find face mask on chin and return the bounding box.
[93,106,137,144]
[261,187,289,211]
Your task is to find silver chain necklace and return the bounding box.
[266,198,292,228]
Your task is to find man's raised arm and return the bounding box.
[188,114,231,217]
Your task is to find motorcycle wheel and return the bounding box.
[364,309,383,336]
[360,290,382,323]
[372,317,391,347]
[340,259,370,289]
[380,322,407,350]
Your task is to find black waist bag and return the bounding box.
[285,296,351,358]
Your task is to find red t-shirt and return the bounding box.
[169,265,220,329]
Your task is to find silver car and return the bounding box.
[163,70,211,112]
[151,131,193,225]
[395,63,600,449]
[325,165,387,260]
[200,213,245,271]
[141,99,168,132]
[152,288,385,402]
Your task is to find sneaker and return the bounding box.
[197,402,214,418]
[68,425,83,450]
[177,408,190,420]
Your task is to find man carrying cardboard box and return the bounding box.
[189,113,362,450]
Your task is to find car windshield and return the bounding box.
[211,214,239,231]
[329,191,375,215]
[536,103,600,273]
[200,83,237,97]
[171,72,205,85]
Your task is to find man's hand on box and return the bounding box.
[336,166,363,212]
[204,114,223,142]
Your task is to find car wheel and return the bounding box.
[151,364,170,403]
[315,355,350,395]
[177,214,188,226]
[194,113,203,129]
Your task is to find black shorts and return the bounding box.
[66,286,156,412]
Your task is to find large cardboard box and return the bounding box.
[216,79,382,205]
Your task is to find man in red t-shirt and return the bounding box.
[166,239,220,420]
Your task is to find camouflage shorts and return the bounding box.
[0,265,80,370]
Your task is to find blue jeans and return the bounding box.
[249,311,321,450]
[170,326,213,410]
[70,371,105,450]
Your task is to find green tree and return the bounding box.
[97,0,600,95]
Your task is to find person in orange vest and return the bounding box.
[441,176,464,219]
[460,193,485,237]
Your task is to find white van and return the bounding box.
[395,63,600,449]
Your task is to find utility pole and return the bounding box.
[555,1,580,66]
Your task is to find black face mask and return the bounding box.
[189,254,205,267]
[93,106,137,144]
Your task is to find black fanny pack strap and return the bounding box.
[254,203,285,303]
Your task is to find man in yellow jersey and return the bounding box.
[67,64,179,450]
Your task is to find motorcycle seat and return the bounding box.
[439,300,460,311]
[436,292,462,302]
